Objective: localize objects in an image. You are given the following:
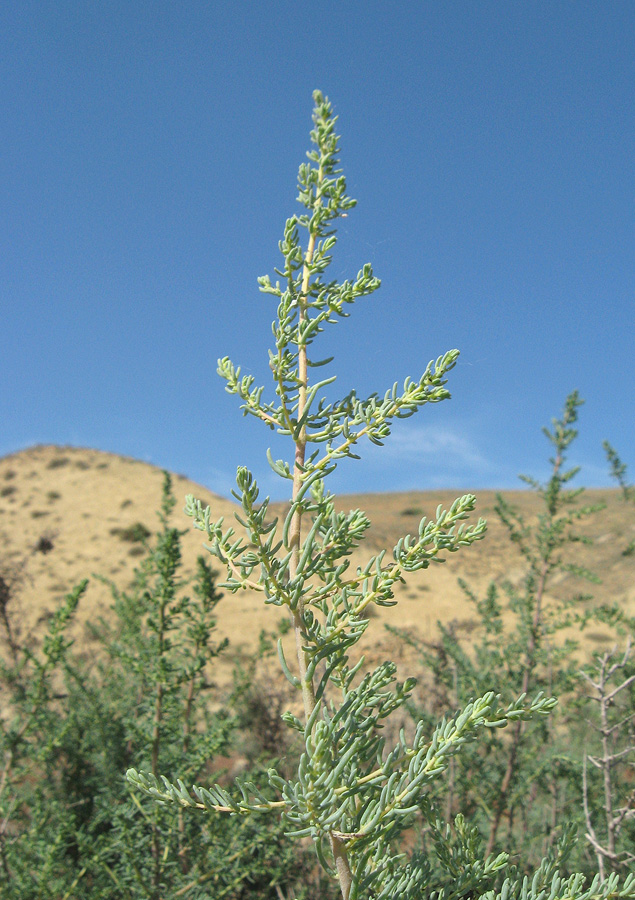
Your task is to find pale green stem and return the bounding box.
[286,156,354,899]
[485,448,563,857]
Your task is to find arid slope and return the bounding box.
[0,445,633,669]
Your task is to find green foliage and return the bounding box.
[46,456,70,469]
[110,521,152,543]
[392,394,605,870]
[393,395,635,878]
[0,474,320,899]
[126,92,634,899]
[0,580,89,896]
[603,443,634,504]
[603,443,635,556]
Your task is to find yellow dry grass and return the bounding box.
[0,445,633,678]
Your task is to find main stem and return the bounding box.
[599,659,616,866]
[287,198,353,900]
[150,596,166,897]
[485,557,549,856]
[485,449,563,857]
[289,225,317,723]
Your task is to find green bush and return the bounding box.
[110,522,152,543]
[0,475,323,899]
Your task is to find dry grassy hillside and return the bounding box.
[0,445,633,673]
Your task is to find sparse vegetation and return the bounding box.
[46,456,70,469]
[34,535,54,554]
[110,522,152,543]
[604,443,635,558]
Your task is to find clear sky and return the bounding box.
[3,2,634,501]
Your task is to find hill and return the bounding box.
[0,445,633,672]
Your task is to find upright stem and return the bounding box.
[178,670,198,873]
[485,557,550,856]
[150,596,166,896]
[582,648,635,877]
[599,659,617,864]
[287,169,353,898]
[485,449,564,856]
[290,226,318,723]
[445,656,458,825]
[583,752,605,879]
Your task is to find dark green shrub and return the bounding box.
[110,522,152,543]
[0,475,323,899]
[46,457,70,469]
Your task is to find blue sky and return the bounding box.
[3,2,634,501]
